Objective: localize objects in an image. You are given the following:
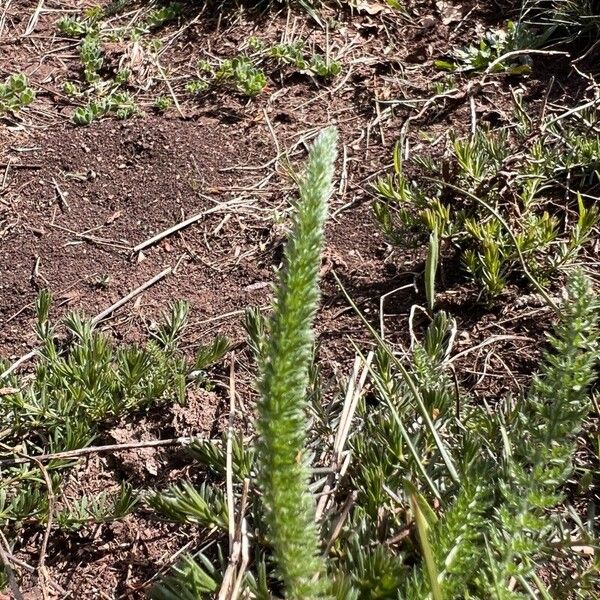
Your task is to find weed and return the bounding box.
[215,57,267,97]
[269,41,342,77]
[0,295,228,536]
[374,102,600,302]
[520,0,600,52]
[0,74,35,114]
[436,21,535,73]
[80,34,103,83]
[153,95,173,111]
[185,79,210,95]
[73,90,137,125]
[57,16,91,38]
[144,2,183,29]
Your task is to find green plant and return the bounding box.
[0,294,227,535]
[255,127,337,598]
[436,21,535,73]
[56,6,102,38]
[73,90,137,125]
[374,102,600,302]
[154,95,173,110]
[80,34,104,82]
[269,41,342,77]
[0,74,35,114]
[185,79,210,95]
[519,0,600,52]
[148,121,599,598]
[57,16,91,37]
[144,2,183,29]
[215,57,267,97]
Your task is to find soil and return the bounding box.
[0,0,595,597]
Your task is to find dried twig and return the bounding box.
[90,266,172,325]
[0,267,173,381]
[0,436,199,467]
[0,530,25,600]
[315,352,373,521]
[132,199,251,253]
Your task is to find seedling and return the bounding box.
[215,57,267,97]
[144,2,183,30]
[80,34,103,83]
[0,73,35,114]
[436,21,534,73]
[269,41,342,77]
[153,95,172,111]
[73,90,137,125]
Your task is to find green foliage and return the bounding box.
[0,294,225,535]
[374,101,600,302]
[520,0,600,51]
[153,95,173,111]
[151,554,220,600]
[153,265,599,597]
[0,74,35,114]
[147,482,229,530]
[56,483,138,530]
[435,21,535,73]
[255,127,337,598]
[145,2,183,29]
[269,41,342,77]
[215,57,267,97]
[185,36,342,100]
[57,6,102,38]
[55,8,142,125]
[80,34,104,83]
[73,90,137,125]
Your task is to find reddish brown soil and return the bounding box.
[0,0,592,597]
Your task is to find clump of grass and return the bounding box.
[519,0,600,53]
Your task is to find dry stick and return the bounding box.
[0,530,25,600]
[204,356,251,595]
[226,352,237,553]
[323,491,357,555]
[52,177,70,212]
[448,334,534,364]
[0,266,172,381]
[22,0,44,36]
[154,59,184,118]
[90,266,172,325]
[217,479,251,600]
[230,512,250,600]
[32,456,54,600]
[0,436,198,467]
[133,200,249,253]
[315,352,374,521]
[483,49,570,76]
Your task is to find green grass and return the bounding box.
[0,296,227,590]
